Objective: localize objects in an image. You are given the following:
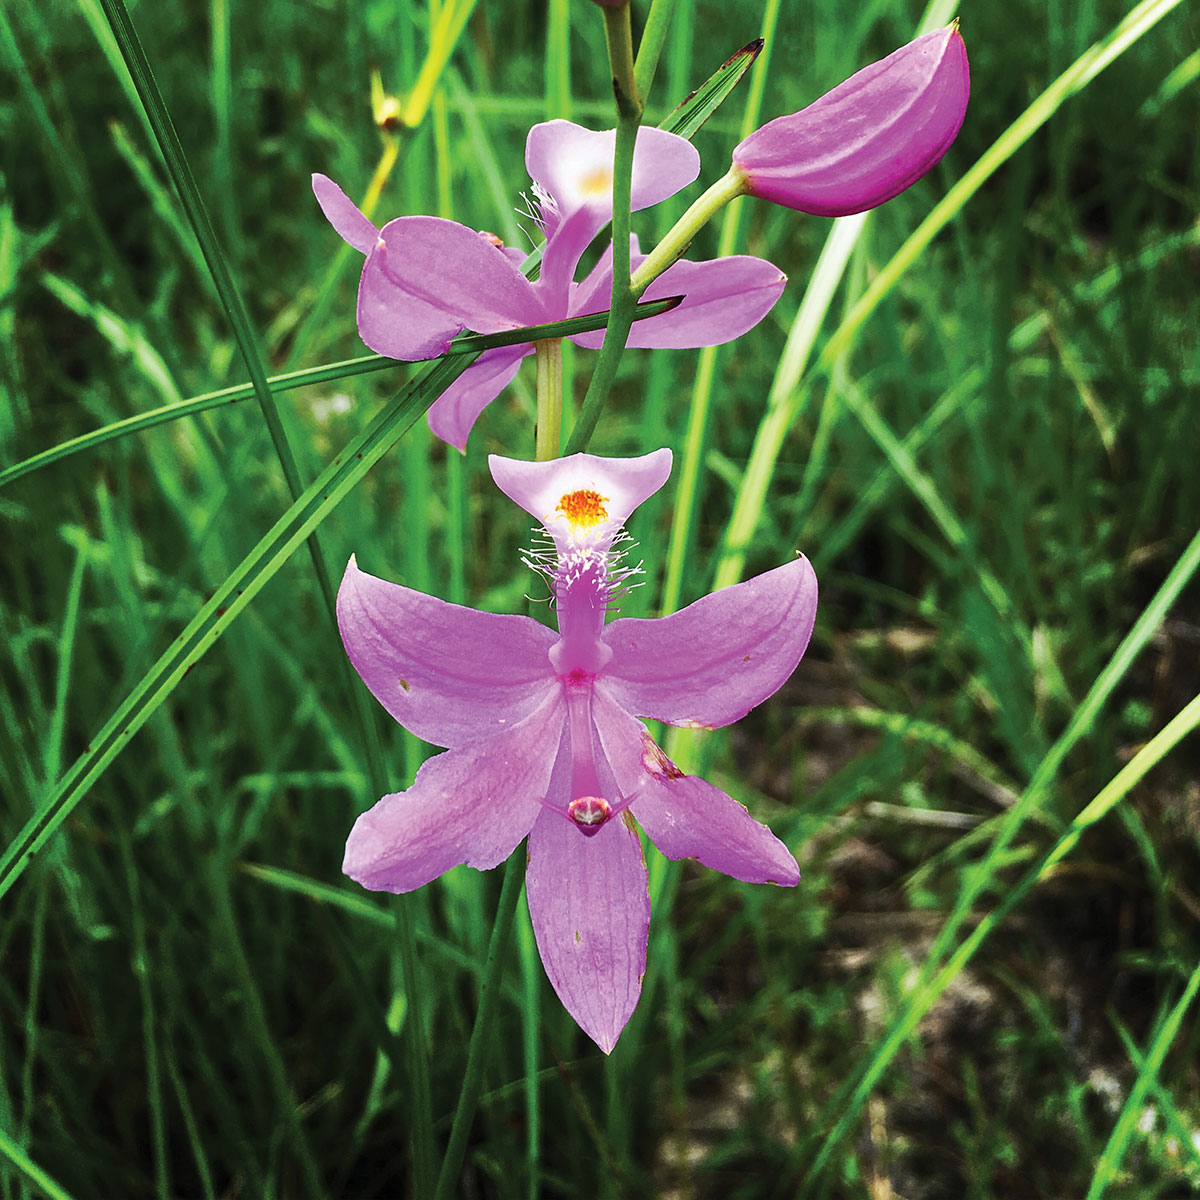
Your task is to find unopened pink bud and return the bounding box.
[732,25,969,217]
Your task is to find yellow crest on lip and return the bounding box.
[556,488,609,530]
[578,166,613,196]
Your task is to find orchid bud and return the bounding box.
[731,24,969,217]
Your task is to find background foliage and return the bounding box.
[2,0,1198,1196]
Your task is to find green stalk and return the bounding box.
[563,2,641,453]
[632,0,680,101]
[535,339,565,460]
[432,849,526,1200]
[629,168,747,298]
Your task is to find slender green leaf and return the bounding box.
[0,296,681,489]
[657,37,763,139]
[0,353,471,903]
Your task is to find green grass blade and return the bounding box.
[792,525,1200,1189]
[819,0,1186,369]
[95,0,307,502]
[656,36,762,139]
[0,297,680,489]
[0,1127,77,1200]
[713,0,1185,596]
[0,352,475,905]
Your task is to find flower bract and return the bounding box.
[731,24,970,216]
[314,122,786,449]
[338,450,818,1051]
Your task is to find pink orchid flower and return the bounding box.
[732,24,970,216]
[337,449,818,1052]
[313,122,785,450]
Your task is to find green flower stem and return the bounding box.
[632,0,679,100]
[629,166,748,298]
[433,847,527,1200]
[563,4,641,453]
[535,338,564,460]
[602,3,640,122]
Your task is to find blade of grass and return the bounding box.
[786,525,1200,1191]
[657,36,762,141]
[0,352,472,905]
[659,0,782,619]
[0,297,680,489]
[0,1128,76,1200]
[712,0,1185,599]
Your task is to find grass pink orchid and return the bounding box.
[313,121,785,450]
[337,449,818,1052]
[731,25,970,216]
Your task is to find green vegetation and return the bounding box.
[2,0,1198,1196]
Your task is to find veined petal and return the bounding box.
[732,25,969,216]
[570,247,785,350]
[337,557,557,749]
[601,557,817,728]
[343,688,564,893]
[358,216,544,359]
[312,173,378,255]
[488,449,672,549]
[526,805,649,1053]
[591,690,799,886]
[426,344,532,452]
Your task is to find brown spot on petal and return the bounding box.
[574,930,582,945]
[641,734,684,780]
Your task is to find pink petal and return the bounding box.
[488,449,672,547]
[337,556,557,750]
[591,691,799,886]
[426,344,532,452]
[312,174,378,255]
[526,120,699,224]
[732,26,969,216]
[525,806,649,1053]
[343,688,565,893]
[527,121,700,302]
[358,216,544,359]
[601,557,818,728]
[570,247,785,350]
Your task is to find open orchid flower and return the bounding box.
[313,121,785,450]
[732,25,970,216]
[337,449,818,1052]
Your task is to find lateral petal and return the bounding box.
[358,216,544,359]
[526,806,649,1054]
[337,557,557,749]
[592,690,799,886]
[602,557,817,729]
[570,249,785,350]
[312,174,378,255]
[343,688,564,893]
[426,344,532,452]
